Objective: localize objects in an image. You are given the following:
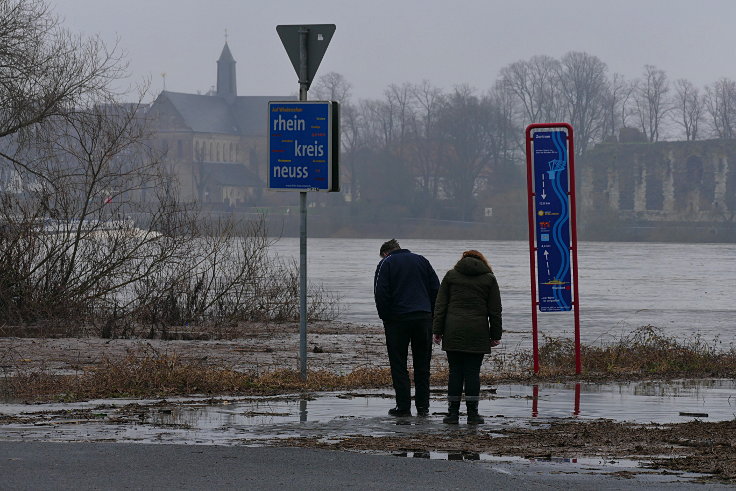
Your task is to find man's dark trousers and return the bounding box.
[383,313,432,411]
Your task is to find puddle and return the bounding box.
[520,379,736,423]
[394,450,644,468]
[0,379,734,446]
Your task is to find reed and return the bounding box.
[533,325,736,377]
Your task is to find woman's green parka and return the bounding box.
[432,256,502,353]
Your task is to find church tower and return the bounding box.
[216,43,237,100]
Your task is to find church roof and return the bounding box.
[155,91,292,136]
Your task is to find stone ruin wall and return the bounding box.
[579,140,736,224]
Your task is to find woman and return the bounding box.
[432,250,502,424]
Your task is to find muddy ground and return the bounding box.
[0,322,390,374]
[1,321,735,483]
[280,419,736,483]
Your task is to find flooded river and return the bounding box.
[272,238,736,350]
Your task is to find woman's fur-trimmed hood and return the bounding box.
[453,256,492,276]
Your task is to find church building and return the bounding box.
[148,43,290,208]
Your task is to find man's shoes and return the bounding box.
[388,407,412,417]
[416,407,429,417]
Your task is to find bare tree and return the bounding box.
[357,99,393,150]
[383,82,416,159]
[311,71,352,102]
[556,51,608,154]
[406,80,445,202]
[486,83,522,174]
[0,95,192,323]
[0,0,124,147]
[672,79,703,141]
[601,73,635,141]
[499,55,562,125]
[435,85,496,220]
[703,78,736,139]
[632,65,671,142]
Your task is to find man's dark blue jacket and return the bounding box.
[374,249,440,321]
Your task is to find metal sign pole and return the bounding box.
[298,27,309,381]
[275,23,336,381]
[525,133,540,374]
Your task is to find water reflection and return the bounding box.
[395,451,481,461]
[531,383,580,417]
[393,451,643,469]
[137,380,736,432]
[4,380,735,448]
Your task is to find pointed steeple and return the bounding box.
[217,42,237,100]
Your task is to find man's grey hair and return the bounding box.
[380,239,401,256]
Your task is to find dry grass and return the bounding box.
[0,354,393,401]
[531,325,736,378]
[2,325,735,402]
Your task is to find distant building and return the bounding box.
[148,43,290,208]
[579,138,736,240]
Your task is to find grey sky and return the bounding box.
[54,0,736,101]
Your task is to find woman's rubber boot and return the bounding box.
[442,401,460,424]
[466,401,484,425]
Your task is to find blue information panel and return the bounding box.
[532,129,572,312]
[268,101,337,191]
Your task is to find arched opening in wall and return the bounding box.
[646,166,664,210]
[618,165,635,210]
[725,157,736,214]
[686,156,704,184]
[674,155,704,211]
[698,158,716,207]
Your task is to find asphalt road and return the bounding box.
[0,441,720,490]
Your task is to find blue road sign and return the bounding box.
[532,129,572,312]
[268,101,336,191]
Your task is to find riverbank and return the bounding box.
[3,322,735,387]
[2,322,736,484]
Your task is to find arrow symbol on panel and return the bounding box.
[541,174,547,200]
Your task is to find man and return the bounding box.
[374,239,440,417]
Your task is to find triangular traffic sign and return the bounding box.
[277,24,336,89]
